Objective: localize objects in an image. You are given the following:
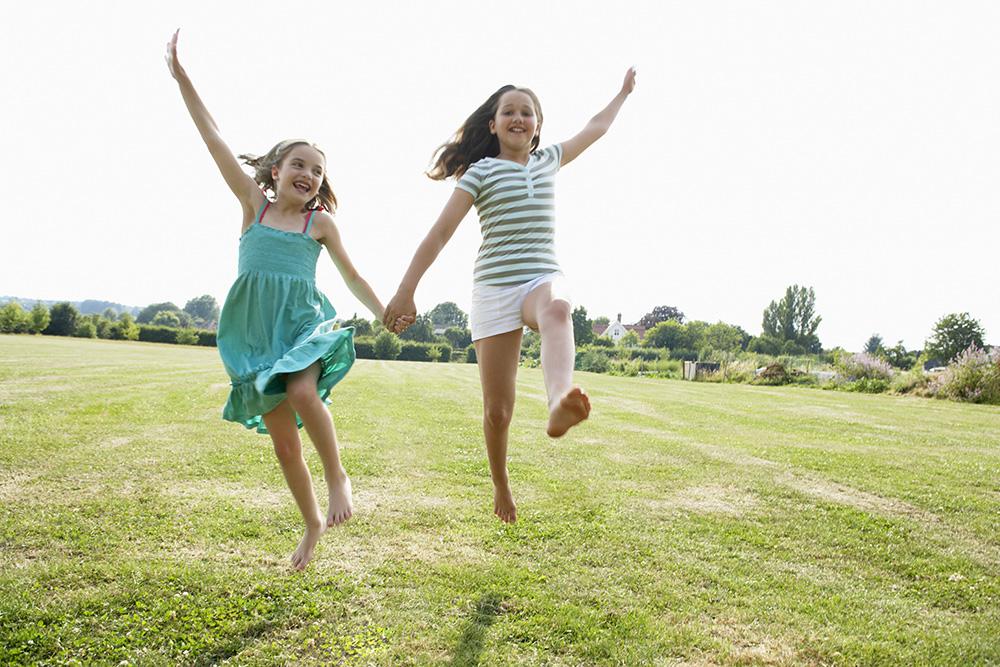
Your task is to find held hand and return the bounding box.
[620,66,637,96]
[165,29,185,80]
[391,315,414,335]
[383,292,417,331]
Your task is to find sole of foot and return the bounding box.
[547,386,590,438]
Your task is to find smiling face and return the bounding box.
[271,144,326,205]
[489,90,540,152]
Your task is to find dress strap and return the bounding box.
[254,202,271,225]
[303,209,317,235]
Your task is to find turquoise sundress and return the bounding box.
[217,202,355,433]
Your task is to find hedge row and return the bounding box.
[353,337,453,362]
[137,325,216,346]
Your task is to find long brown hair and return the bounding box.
[427,86,544,181]
[239,140,338,212]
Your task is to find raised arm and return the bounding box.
[165,30,260,216]
[559,67,637,167]
[382,188,474,328]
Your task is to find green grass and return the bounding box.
[1,334,998,666]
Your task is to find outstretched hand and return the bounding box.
[383,292,417,334]
[165,29,184,80]
[621,66,637,96]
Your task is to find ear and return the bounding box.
[489,119,497,135]
[271,165,280,181]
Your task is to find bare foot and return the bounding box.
[547,386,591,438]
[291,518,326,571]
[494,484,517,523]
[327,474,354,527]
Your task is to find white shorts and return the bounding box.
[470,273,564,341]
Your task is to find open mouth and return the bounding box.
[293,182,311,194]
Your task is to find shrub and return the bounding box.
[44,302,79,336]
[354,337,375,359]
[72,320,97,338]
[752,363,790,386]
[0,301,30,333]
[28,302,51,334]
[466,345,477,364]
[175,329,199,345]
[398,341,443,362]
[890,369,930,396]
[591,336,614,348]
[928,346,1000,404]
[836,352,894,381]
[195,329,217,347]
[844,377,891,394]
[138,325,179,344]
[576,349,610,373]
[373,331,401,360]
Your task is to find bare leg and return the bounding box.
[262,401,325,571]
[286,362,353,527]
[475,329,523,523]
[521,277,591,437]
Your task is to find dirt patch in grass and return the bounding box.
[644,485,757,517]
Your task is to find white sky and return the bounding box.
[1,1,997,350]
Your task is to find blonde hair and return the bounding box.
[239,140,338,212]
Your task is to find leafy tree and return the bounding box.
[864,334,883,355]
[925,312,985,363]
[572,306,594,346]
[152,311,182,328]
[443,326,472,350]
[704,322,745,353]
[643,320,687,350]
[73,320,97,338]
[593,315,610,327]
[0,301,30,333]
[109,313,139,341]
[342,314,373,337]
[137,302,181,324]
[619,329,640,347]
[28,302,50,334]
[881,341,918,370]
[747,334,783,355]
[761,285,822,353]
[44,302,79,336]
[428,302,468,330]
[373,330,402,360]
[184,295,220,326]
[102,307,118,320]
[175,329,199,345]
[399,314,435,342]
[638,305,685,329]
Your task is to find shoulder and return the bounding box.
[537,144,562,162]
[310,209,340,243]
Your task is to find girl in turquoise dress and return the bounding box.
[166,32,408,570]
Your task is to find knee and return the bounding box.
[483,402,513,430]
[272,436,302,464]
[539,298,572,327]
[285,377,318,410]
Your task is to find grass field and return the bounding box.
[1,335,998,665]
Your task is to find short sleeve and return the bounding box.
[456,165,483,199]
[540,144,562,171]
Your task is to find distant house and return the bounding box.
[593,313,645,343]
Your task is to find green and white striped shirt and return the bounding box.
[457,144,563,287]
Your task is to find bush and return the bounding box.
[0,301,30,333]
[752,363,791,386]
[890,369,930,396]
[195,329,216,347]
[175,329,199,345]
[108,314,140,341]
[836,352,894,381]
[466,345,477,364]
[138,325,179,344]
[28,302,51,334]
[591,336,615,348]
[928,346,1000,404]
[44,302,79,336]
[354,337,375,359]
[397,341,451,362]
[72,320,97,338]
[373,331,401,360]
[576,349,610,373]
[844,377,891,394]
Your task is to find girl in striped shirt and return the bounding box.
[385,68,636,523]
